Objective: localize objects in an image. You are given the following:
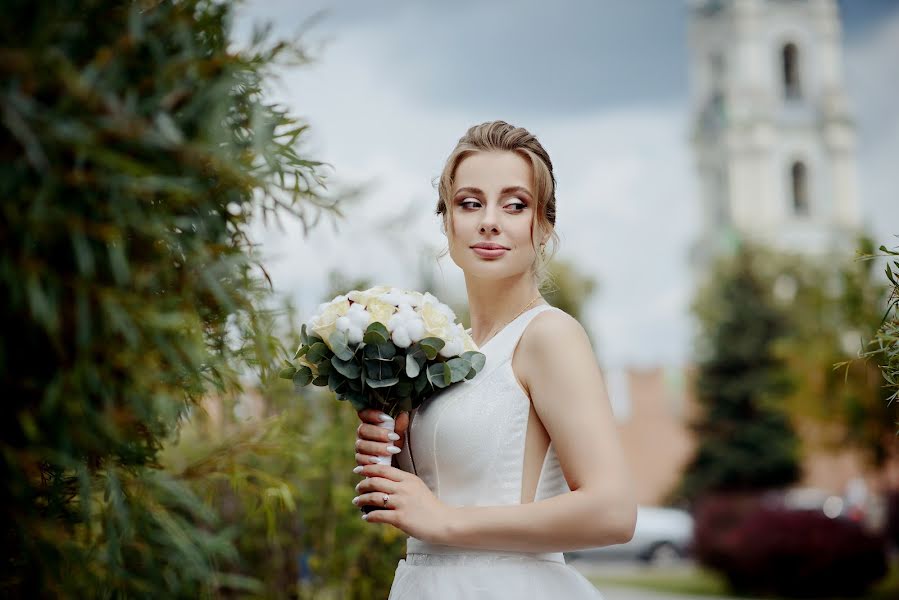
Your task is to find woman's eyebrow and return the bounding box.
[454,186,533,198]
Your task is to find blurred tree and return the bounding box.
[677,247,802,503]
[0,0,337,596]
[770,237,896,469]
[541,257,599,326]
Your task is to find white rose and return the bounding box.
[365,297,396,328]
[310,298,350,347]
[419,302,451,340]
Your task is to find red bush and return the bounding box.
[693,492,888,598]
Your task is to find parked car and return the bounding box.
[565,505,693,564]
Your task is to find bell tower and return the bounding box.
[688,0,862,265]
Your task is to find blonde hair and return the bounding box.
[435,120,559,292]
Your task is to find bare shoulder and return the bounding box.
[520,307,591,357]
[515,307,594,390]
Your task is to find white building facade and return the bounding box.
[688,0,862,266]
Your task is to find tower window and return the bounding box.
[791,161,808,216]
[782,43,801,99]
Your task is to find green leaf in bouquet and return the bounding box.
[346,389,367,411]
[406,353,422,378]
[292,365,313,390]
[446,357,471,383]
[330,355,361,379]
[293,343,309,360]
[328,369,349,394]
[364,341,396,360]
[278,361,297,379]
[316,360,332,377]
[348,377,362,392]
[311,374,329,387]
[363,321,390,344]
[405,343,428,377]
[427,363,451,388]
[414,368,429,395]
[395,381,413,398]
[306,342,329,364]
[300,323,308,345]
[461,351,486,372]
[329,330,355,361]
[465,366,477,380]
[419,337,446,360]
[366,376,399,389]
[365,358,397,381]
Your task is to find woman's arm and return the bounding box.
[441,310,637,552]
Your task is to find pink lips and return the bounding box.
[471,243,508,259]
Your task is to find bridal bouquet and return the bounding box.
[278,286,485,463]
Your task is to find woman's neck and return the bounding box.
[464,273,544,347]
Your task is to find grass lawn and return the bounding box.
[586,558,899,600]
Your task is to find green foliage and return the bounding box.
[0,0,336,595]
[678,247,802,503]
[856,239,899,434]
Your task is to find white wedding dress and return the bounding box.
[389,304,605,599]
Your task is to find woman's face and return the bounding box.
[447,150,545,280]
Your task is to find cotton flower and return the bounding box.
[335,303,371,345]
[382,288,424,308]
[388,303,426,348]
[439,323,466,358]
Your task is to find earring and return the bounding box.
[539,244,546,260]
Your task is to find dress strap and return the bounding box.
[485,304,560,365]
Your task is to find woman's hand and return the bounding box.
[355,409,409,465]
[352,463,454,544]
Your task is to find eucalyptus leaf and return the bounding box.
[300,323,308,345]
[419,337,445,360]
[329,330,354,361]
[427,363,450,388]
[363,321,389,344]
[365,358,396,381]
[462,350,486,372]
[306,342,329,364]
[366,376,399,389]
[278,365,297,380]
[311,374,329,387]
[406,353,421,378]
[293,343,309,360]
[446,357,471,383]
[331,355,361,379]
[328,369,348,394]
[292,365,313,390]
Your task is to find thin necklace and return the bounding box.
[478,294,544,347]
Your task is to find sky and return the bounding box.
[234,0,899,369]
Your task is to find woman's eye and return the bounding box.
[460,200,480,209]
[508,203,527,212]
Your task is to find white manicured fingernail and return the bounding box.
[352,496,360,505]
[387,433,400,441]
[361,513,369,520]
[378,413,393,422]
[387,445,401,454]
[353,466,363,474]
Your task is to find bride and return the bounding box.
[352,120,636,598]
